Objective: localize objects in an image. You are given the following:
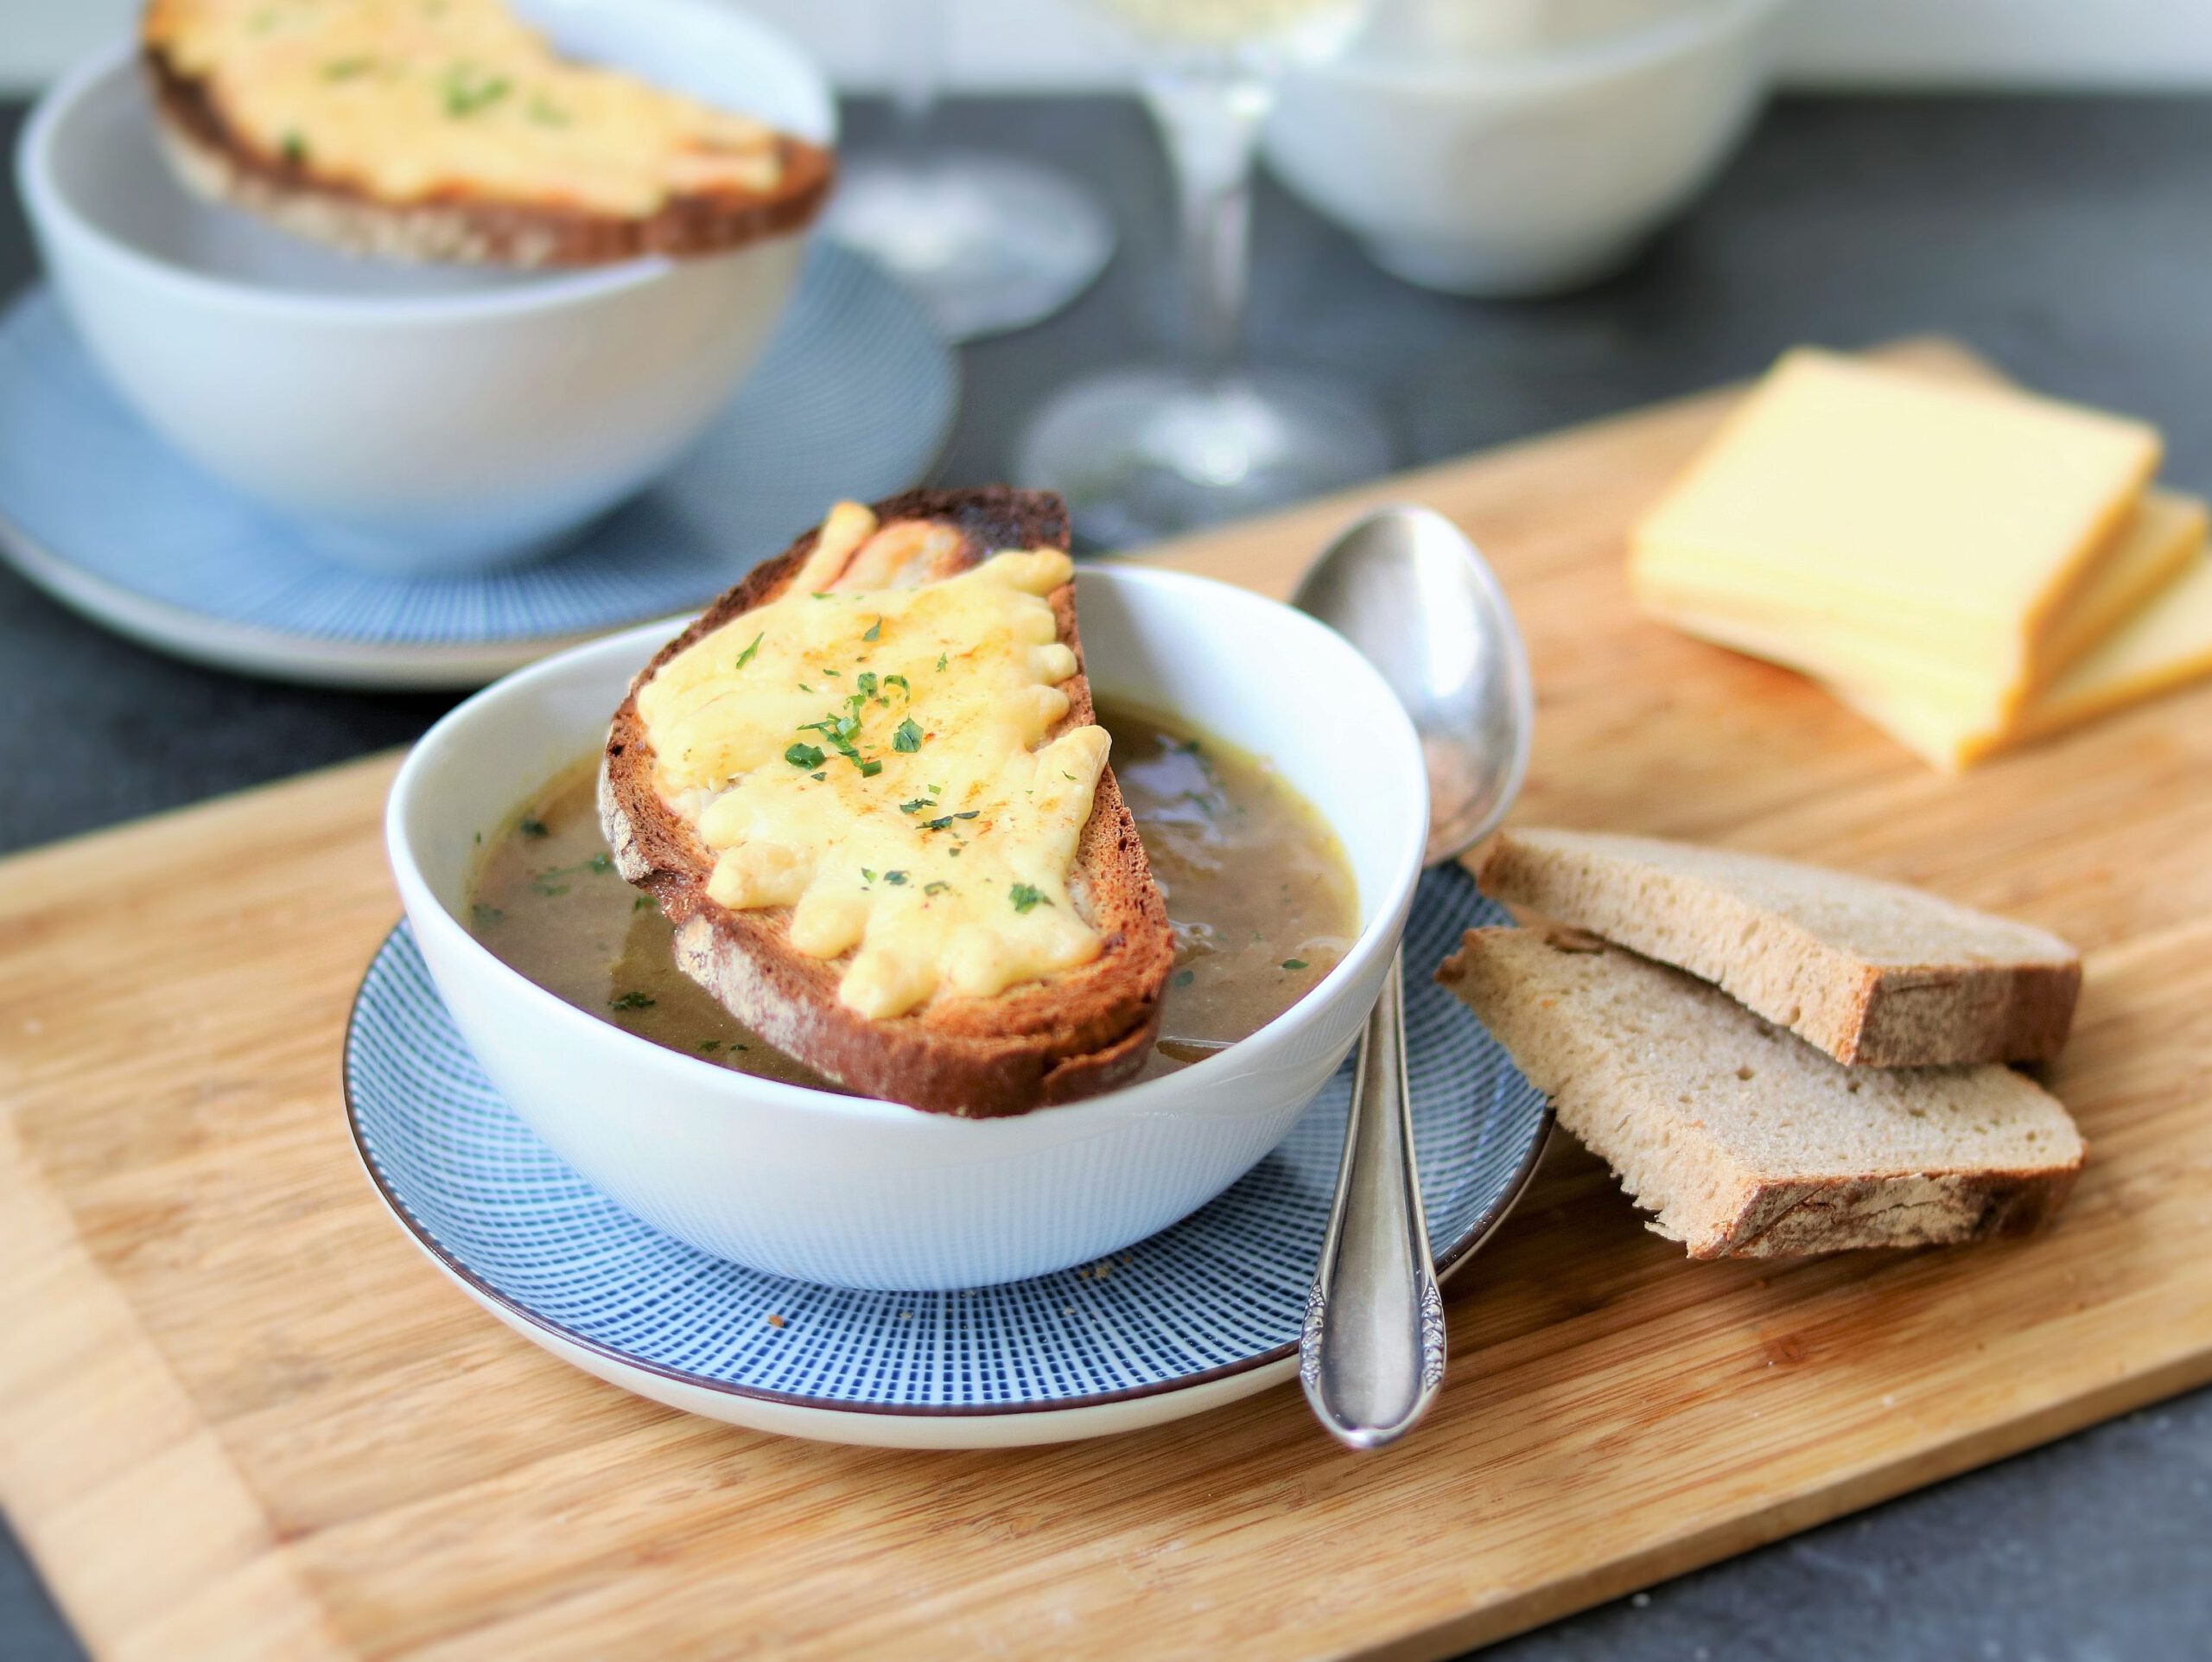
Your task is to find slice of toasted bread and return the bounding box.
[142,0,834,267]
[601,487,1176,1117]
[1476,827,2081,1067]
[1437,927,2085,1258]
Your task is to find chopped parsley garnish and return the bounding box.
[924,881,951,896]
[632,895,652,912]
[893,718,925,753]
[1281,959,1309,971]
[862,615,882,642]
[822,667,840,677]
[861,869,875,883]
[518,814,550,838]
[734,631,764,669]
[928,783,942,795]
[442,67,512,117]
[921,816,953,831]
[955,810,978,820]
[1009,884,1049,914]
[936,653,949,672]
[883,870,909,886]
[608,991,656,1011]
[883,674,910,696]
[588,852,613,874]
[279,131,308,165]
[785,742,825,768]
[899,799,931,814]
[321,56,374,80]
[696,1040,720,1052]
[471,903,504,925]
[1173,969,1195,988]
[856,759,884,777]
[810,771,827,782]
[856,671,880,700]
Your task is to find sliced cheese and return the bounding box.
[638,511,1107,1020]
[146,0,788,216]
[1666,548,2212,771]
[1637,488,2208,723]
[1631,348,2162,697]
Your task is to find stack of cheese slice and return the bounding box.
[1630,348,2212,770]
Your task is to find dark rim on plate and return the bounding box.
[340,921,1551,1419]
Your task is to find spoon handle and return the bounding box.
[1300,951,1446,1449]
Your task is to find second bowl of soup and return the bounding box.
[385,563,1429,1289]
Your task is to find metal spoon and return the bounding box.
[1290,504,1535,1449]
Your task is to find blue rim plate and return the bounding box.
[0,243,958,691]
[344,864,1551,1448]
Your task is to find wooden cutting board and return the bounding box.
[6,344,2212,1662]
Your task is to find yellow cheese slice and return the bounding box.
[1636,488,2207,722]
[638,510,1109,1021]
[1663,547,2212,771]
[1631,348,2162,696]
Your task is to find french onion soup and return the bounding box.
[467,703,1357,1092]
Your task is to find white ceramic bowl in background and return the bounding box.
[1262,0,1785,297]
[16,0,834,576]
[386,564,1429,1290]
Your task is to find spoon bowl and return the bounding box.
[1293,504,1534,866]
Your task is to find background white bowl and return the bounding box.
[1262,0,1784,297]
[386,563,1429,1290]
[16,0,834,576]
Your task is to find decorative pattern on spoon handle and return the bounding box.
[1298,1278,1329,1393]
[1419,1276,1447,1393]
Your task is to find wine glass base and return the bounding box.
[1014,366,1393,549]
[825,152,1115,343]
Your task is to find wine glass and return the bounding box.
[825,0,1116,342]
[1014,0,1391,547]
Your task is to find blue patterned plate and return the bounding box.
[0,244,957,690]
[345,865,1549,1447]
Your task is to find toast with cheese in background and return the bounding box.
[142,0,834,265]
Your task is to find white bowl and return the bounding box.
[16,0,834,576]
[1262,0,1784,297]
[386,563,1429,1290]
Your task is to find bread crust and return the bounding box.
[600,487,1176,1117]
[143,48,835,267]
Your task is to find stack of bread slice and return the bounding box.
[1630,348,2212,771]
[1440,828,2087,1258]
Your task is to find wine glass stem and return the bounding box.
[881,0,945,154]
[1143,70,1273,380]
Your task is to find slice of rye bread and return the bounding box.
[600,487,1176,1118]
[140,41,835,266]
[1476,827,2081,1067]
[1437,927,2085,1258]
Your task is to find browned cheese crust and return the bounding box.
[600,487,1177,1117]
[143,48,835,266]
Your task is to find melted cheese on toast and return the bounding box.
[146,0,791,216]
[637,507,1109,1020]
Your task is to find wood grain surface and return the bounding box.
[4,348,2210,1662]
